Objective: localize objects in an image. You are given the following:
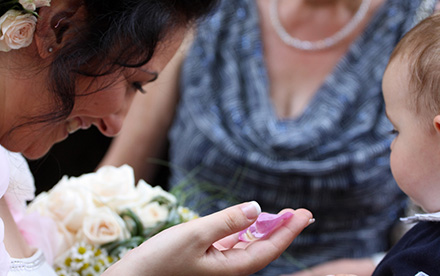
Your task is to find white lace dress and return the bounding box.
[8,250,56,276]
[0,147,57,276]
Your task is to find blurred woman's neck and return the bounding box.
[273,0,384,39]
[303,0,361,8]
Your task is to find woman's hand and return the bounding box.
[103,202,313,276]
[280,258,375,276]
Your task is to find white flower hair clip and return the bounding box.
[0,0,51,52]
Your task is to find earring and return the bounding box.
[54,17,66,29]
[48,47,53,53]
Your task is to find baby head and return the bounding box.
[382,13,440,213]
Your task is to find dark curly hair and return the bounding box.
[42,0,218,123]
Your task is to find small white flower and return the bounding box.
[177,206,199,222]
[0,10,36,52]
[54,242,115,276]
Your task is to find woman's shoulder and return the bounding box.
[195,0,257,40]
[367,0,436,32]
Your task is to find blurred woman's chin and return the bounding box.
[20,144,53,160]
[22,150,48,160]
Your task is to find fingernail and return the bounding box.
[241,201,261,219]
[308,218,315,225]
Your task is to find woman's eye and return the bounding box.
[132,82,146,94]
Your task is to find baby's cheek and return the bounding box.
[389,152,399,178]
[389,154,408,190]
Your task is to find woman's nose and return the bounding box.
[96,90,136,137]
[97,113,125,137]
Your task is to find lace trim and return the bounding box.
[400,211,440,224]
[9,250,46,272]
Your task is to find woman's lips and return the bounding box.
[66,118,91,134]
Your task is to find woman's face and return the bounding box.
[1,31,184,159]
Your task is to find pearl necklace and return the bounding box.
[269,0,372,51]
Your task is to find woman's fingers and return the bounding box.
[220,208,313,272]
[105,205,313,276]
[252,208,313,254]
[213,233,240,250]
[213,208,313,251]
[194,201,261,248]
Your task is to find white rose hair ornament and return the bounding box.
[0,0,51,52]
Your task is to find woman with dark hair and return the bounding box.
[0,0,313,275]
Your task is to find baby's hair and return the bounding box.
[388,13,440,125]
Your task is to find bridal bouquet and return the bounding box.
[27,165,198,276]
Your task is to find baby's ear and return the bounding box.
[433,115,440,134]
[33,0,84,59]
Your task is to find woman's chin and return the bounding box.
[21,147,52,160]
[21,139,63,160]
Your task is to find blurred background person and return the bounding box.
[98,0,436,275]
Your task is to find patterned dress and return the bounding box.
[168,0,436,274]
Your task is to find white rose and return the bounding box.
[0,10,36,52]
[109,179,154,211]
[133,201,170,228]
[75,165,139,211]
[28,177,96,232]
[79,207,129,245]
[116,180,177,212]
[148,184,177,204]
[34,0,51,8]
[19,0,36,10]
[26,191,49,216]
[27,191,77,258]
[53,223,76,259]
[18,0,50,10]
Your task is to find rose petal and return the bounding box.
[238,212,293,242]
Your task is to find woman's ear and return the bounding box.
[33,0,84,59]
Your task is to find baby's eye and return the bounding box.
[390,129,398,135]
[132,82,146,94]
